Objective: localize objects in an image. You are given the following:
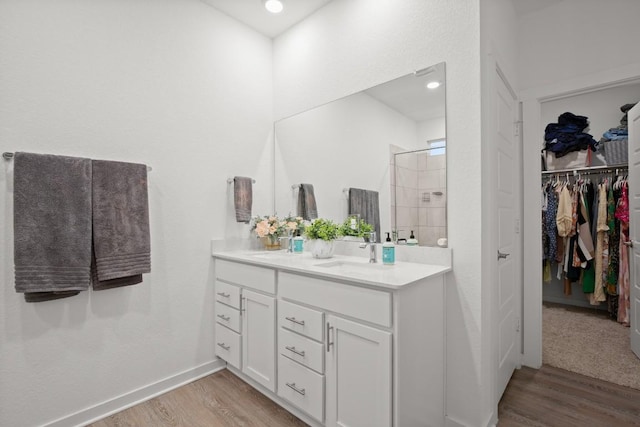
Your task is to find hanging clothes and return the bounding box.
[615,183,630,326]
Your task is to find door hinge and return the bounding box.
[515,317,521,332]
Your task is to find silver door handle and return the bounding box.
[285,316,305,326]
[216,314,230,321]
[326,323,334,353]
[498,250,510,260]
[285,382,306,396]
[217,342,230,351]
[285,346,306,357]
[216,292,230,297]
[623,241,634,248]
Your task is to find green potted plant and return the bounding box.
[304,218,341,258]
[339,215,374,241]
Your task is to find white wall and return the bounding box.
[274,0,485,424]
[418,117,447,146]
[518,0,640,91]
[0,1,273,426]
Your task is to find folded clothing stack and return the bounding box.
[544,112,599,158]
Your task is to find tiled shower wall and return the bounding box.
[390,148,446,246]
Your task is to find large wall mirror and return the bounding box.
[274,62,446,246]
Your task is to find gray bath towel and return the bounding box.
[13,152,92,301]
[92,160,150,290]
[348,188,380,243]
[297,183,318,220]
[234,176,253,223]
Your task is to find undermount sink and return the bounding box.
[314,260,391,272]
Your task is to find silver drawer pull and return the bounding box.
[285,316,305,326]
[217,342,230,351]
[217,292,230,298]
[216,314,230,321]
[286,382,306,396]
[285,346,306,357]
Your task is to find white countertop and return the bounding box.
[212,249,451,290]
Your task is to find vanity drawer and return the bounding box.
[278,355,324,422]
[279,272,392,327]
[279,300,324,341]
[279,328,324,374]
[215,259,275,295]
[215,301,240,333]
[215,323,241,369]
[215,281,241,309]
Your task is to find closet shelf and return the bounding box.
[541,163,627,175]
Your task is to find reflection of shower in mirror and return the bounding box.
[392,144,447,247]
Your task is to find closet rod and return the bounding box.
[2,152,153,172]
[541,163,627,175]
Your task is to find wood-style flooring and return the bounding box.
[88,369,307,427]
[498,365,640,426]
[90,365,640,427]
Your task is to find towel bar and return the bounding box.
[2,152,152,172]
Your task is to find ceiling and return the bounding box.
[201,0,334,38]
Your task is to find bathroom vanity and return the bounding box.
[212,249,449,427]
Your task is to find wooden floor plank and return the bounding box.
[91,365,640,427]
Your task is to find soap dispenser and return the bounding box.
[293,230,304,253]
[407,230,419,246]
[382,232,395,265]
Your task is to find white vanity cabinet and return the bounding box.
[213,254,447,427]
[214,259,276,392]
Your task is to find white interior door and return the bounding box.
[495,67,521,399]
[628,103,640,359]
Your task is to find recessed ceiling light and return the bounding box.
[426,81,441,90]
[264,0,284,14]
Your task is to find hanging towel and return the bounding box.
[13,152,92,301]
[348,188,380,242]
[297,183,318,220]
[92,160,150,290]
[233,176,253,223]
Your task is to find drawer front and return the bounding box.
[279,272,392,327]
[215,281,241,309]
[278,355,324,422]
[279,328,324,374]
[278,299,324,341]
[215,259,276,294]
[215,323,241,369]
[215,302,240,333]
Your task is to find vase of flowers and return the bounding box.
[304,218,341,259]
[251,215,307,250]
[339,215,374,242]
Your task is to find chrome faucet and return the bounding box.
[359,231,377,263]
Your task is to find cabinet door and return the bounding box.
[325,315,392,427]
[242,289,276,392]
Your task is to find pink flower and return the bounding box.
[255,220,270,237]
[287,221,298,230]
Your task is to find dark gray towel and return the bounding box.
[348,188,380,243]
[234,176,253,223]
[92,160,150,290]
[297,183,318,220]
[13,152,92,300]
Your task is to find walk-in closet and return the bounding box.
[539,81,640,389]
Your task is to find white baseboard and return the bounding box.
[44,359,226,427]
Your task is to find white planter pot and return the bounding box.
[310,239,335,259]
